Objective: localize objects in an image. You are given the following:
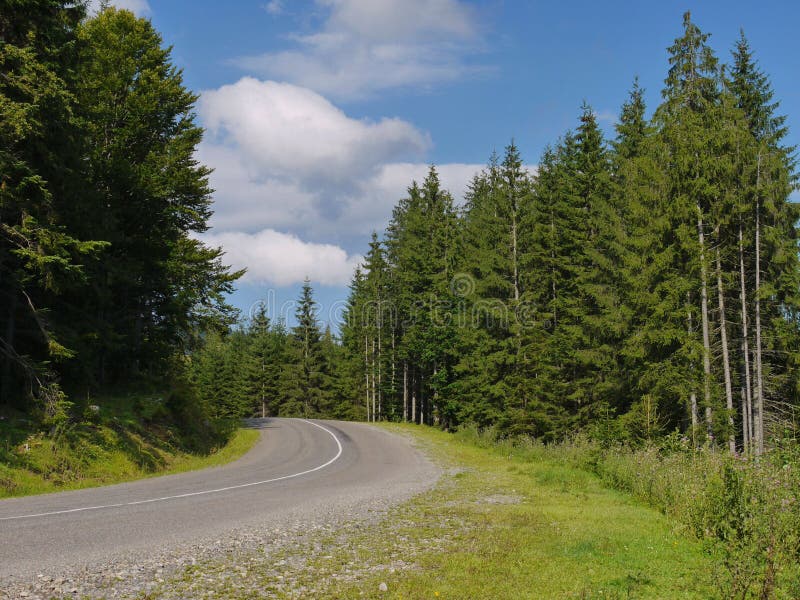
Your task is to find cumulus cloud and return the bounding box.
[198,77,446,237]
[233,0,484,99]
[201,229,363,287]
[86,0,150,15]
[197,143,319,233]
[199,78,430,192]
[203,147,482,238]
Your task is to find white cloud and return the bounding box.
[203,149,482,238]
[232,0,483,99]
[197,143,319,233]
[200,229,362,287]
[86,0,150,16]
[195,77,495,289]
[198,77,444,237]
[199,78,430,191]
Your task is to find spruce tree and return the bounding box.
[281,280,328,417]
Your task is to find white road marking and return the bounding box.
[0,419,343,522]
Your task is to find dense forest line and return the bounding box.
[4,3,800,461]
[1,2,239,428]
[202,13,800,457]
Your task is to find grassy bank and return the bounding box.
[321,423,715,599]
[439,427,800,599]
[532,435,800,599]
[0,391,260,499]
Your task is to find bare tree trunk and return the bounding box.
[371,339,376,422]
[420,372,425,426]
[688,297,698,447]
[739,222,754,453]
[403,360,408,422]
[364,336,370,422]
[698,208,713,434]
[741,387,750,452]
[377,317,382,422]
[754,154,765,455]
[716,246,735,455]
[391,332,396,420]
[411,370,416,425]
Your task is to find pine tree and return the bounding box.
[455,143,534,430]
[281,280,328,417]
[385,167,459,426]
[238,305,285,418]
[612,81,680,440]
[649,11,724,440]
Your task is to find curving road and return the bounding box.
[0,418,435,579]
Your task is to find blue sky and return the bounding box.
[98,0,800,330]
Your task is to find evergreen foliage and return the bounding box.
[0,2,239,427]
[336,12,800,456]
[3,4,800,461]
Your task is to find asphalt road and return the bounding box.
[0,418,433,578]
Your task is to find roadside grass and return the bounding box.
[313,423,714,599]
[159,422,714,599]
[0,392,259,499]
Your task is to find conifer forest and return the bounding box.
[199,14,800,459]
[3,5,799,453]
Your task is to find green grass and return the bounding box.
[0,393,260,498]
[314,423,714,599]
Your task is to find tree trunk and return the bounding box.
[391,332,396,420]
[715,246,735,455]
[377,313,382,422]
[364,336,370,422]
[403,360,408,422]
[411,370,417,425]
[697,208,713,434]
[739,222,754,453]
[371,339,376,422]
[754,153,765,455]
[420,372,425,426]
[688,296,698,447]
[741,387,750,453]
